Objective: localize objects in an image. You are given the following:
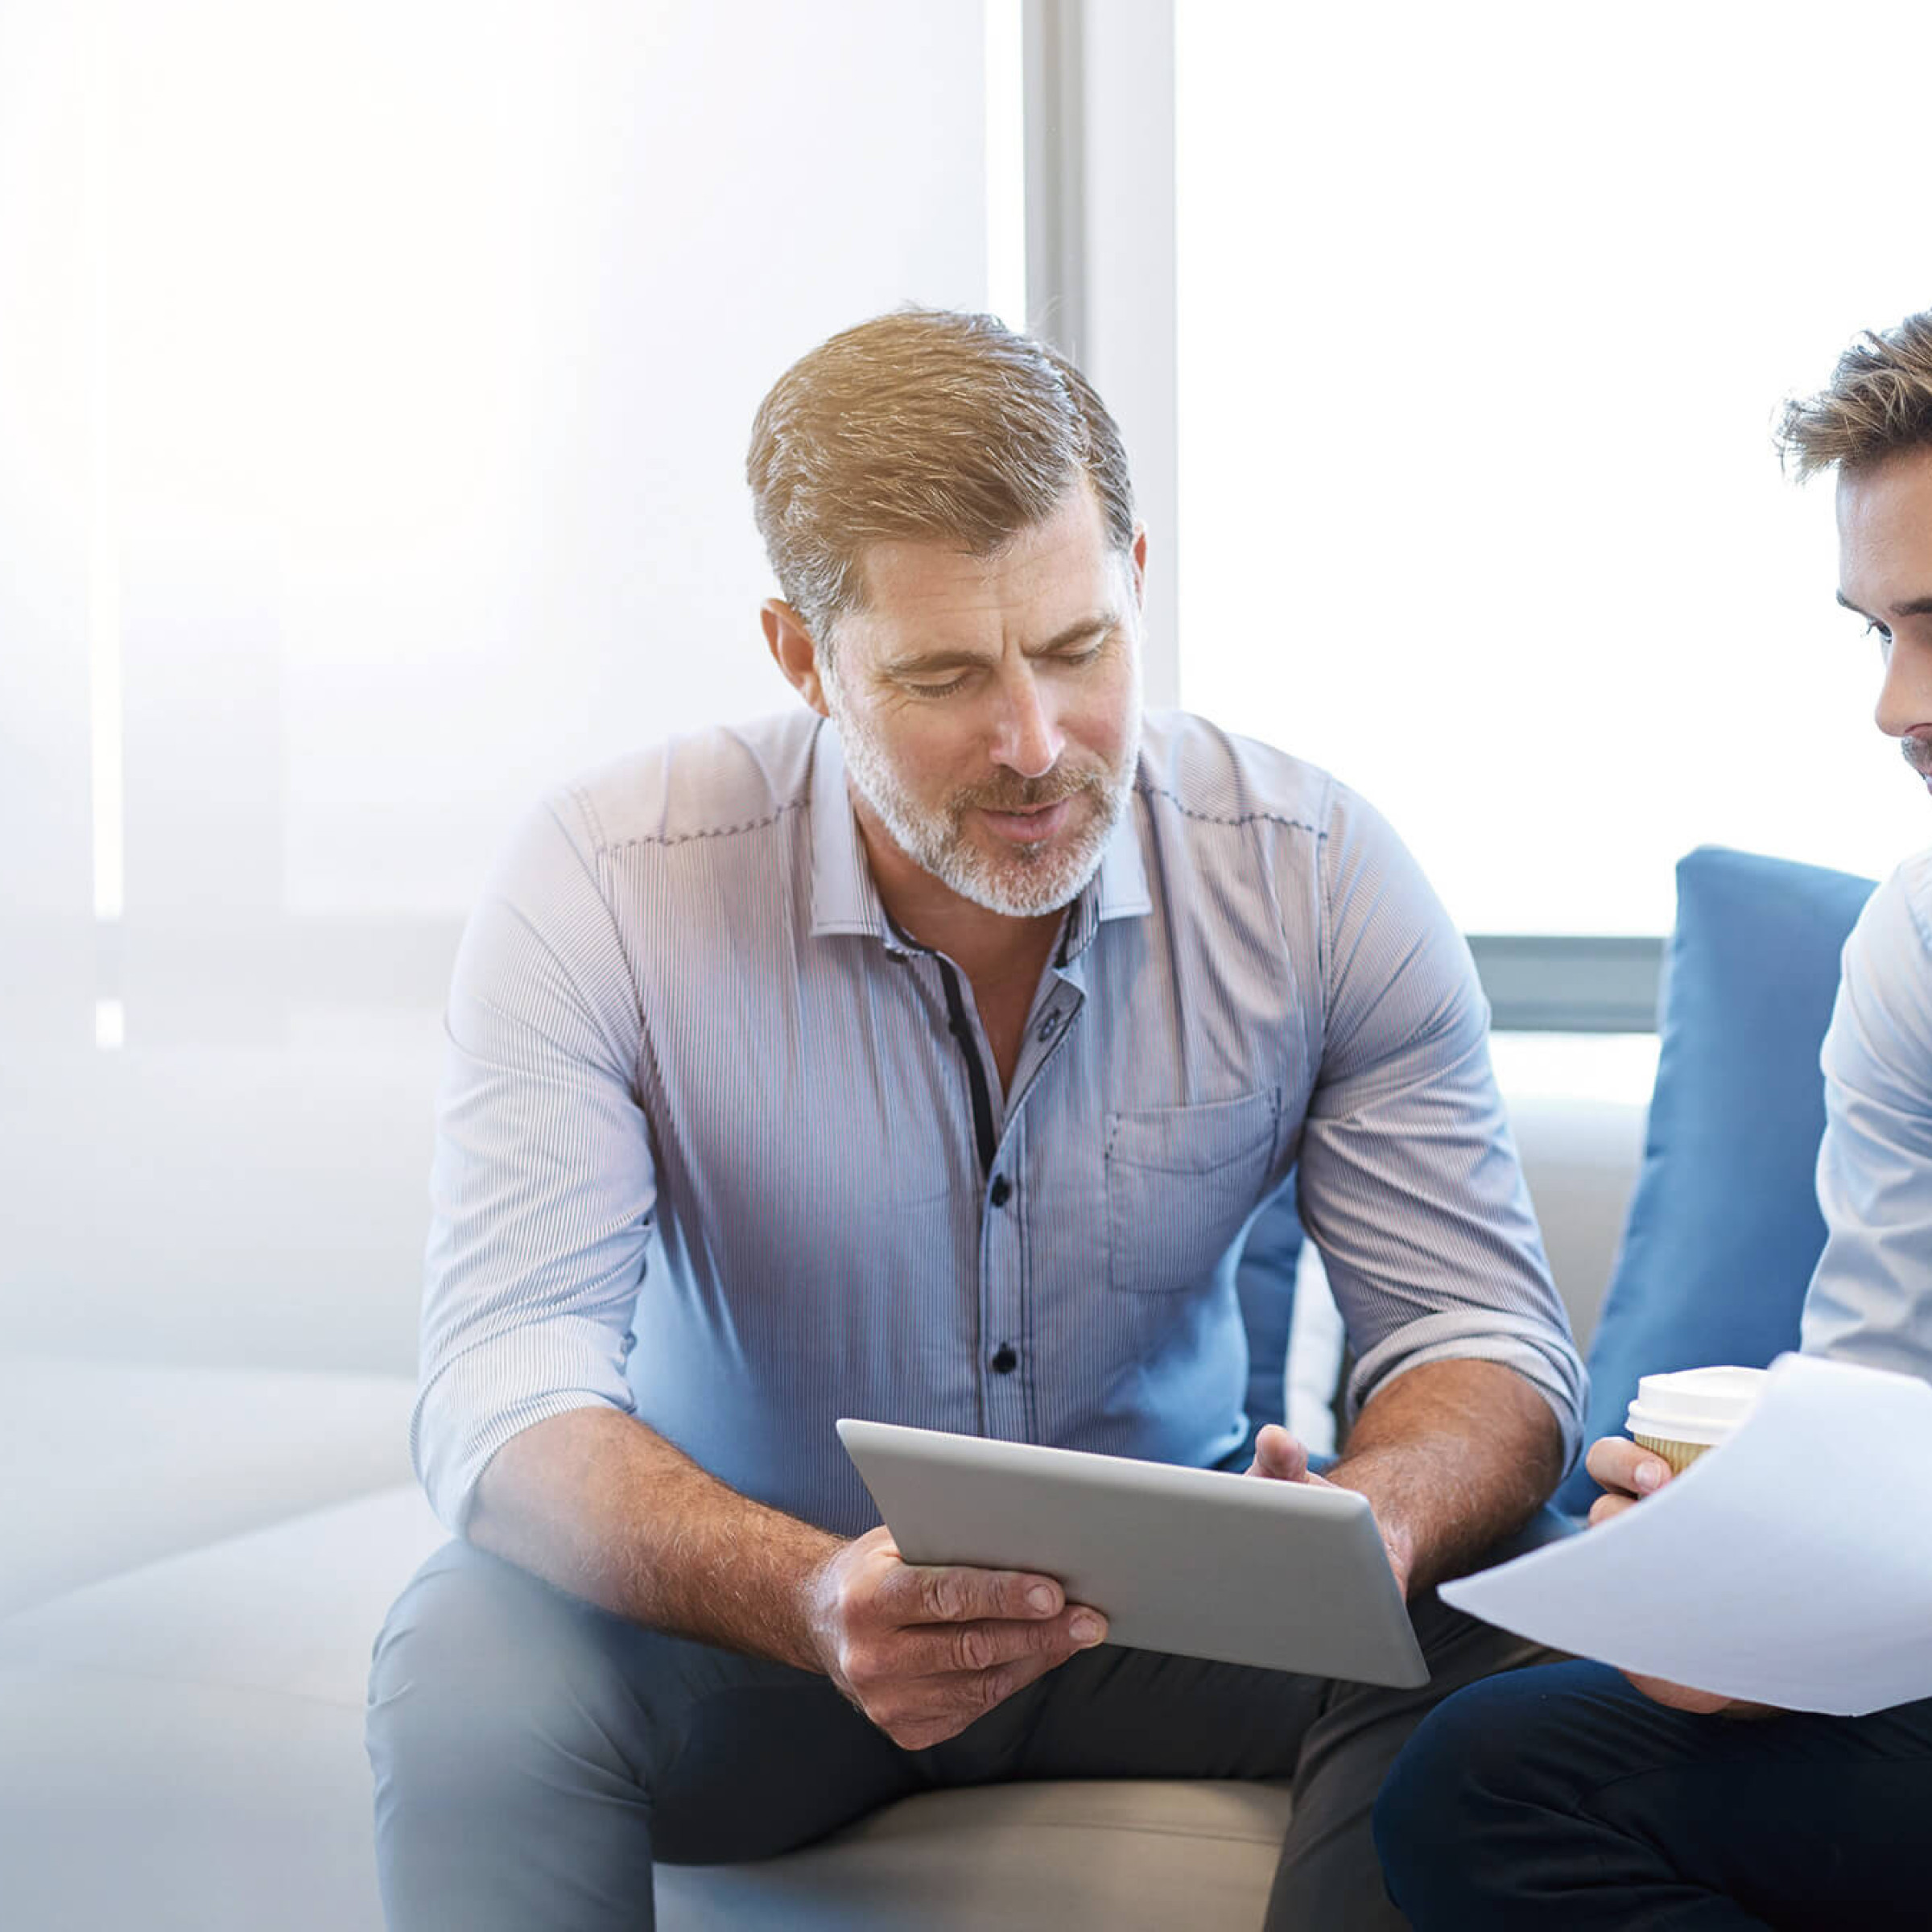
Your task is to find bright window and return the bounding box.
[1176,0,1931,933]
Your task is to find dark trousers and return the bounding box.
[1373,1658,1932,1930]
[365,1538,1546,1931]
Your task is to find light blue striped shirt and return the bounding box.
[415,709,1585,1535]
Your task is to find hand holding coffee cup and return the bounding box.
[1586,1365,1769,1527]
[1582,1365,1773,1715]
[1624,1364,1769,1474]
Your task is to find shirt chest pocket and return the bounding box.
[1104,1089,1281,1294]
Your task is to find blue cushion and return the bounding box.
[1554,847,1877,1514]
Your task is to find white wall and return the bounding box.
[1,1,996,1371]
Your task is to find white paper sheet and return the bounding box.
[1440,1353,1932,1715]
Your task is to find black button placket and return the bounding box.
[935,958,998,1179]
[920,951,1025,1429]
[913,933,1088,1441]
[976,968,1086,1441]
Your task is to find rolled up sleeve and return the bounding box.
[1294,785,1587,1468]
[411,791,655,1530]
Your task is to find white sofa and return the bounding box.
[0,1064,1644,1932]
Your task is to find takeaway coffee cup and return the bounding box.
[1624,1364,1769,1475]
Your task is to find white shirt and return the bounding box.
[1802,848,1932,1377]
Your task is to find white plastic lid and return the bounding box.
[1624,1364,1769,1447]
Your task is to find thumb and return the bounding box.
[1249,1424,1311,1483]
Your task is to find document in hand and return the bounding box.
[1441,1353,1932,1716]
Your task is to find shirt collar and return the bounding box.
[807,717,1152,956]
[1058,786,1150,965]
[808,720,894,943]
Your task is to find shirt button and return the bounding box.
[1035,1013,1060,1042]
[989,1174,1012,1208]
[990,1344,1018,1374]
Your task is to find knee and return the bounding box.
[365,1541,638,1810]
[1373,1664,1583,1920]
[1373,1681,1495,1895]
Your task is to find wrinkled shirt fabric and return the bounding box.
[415,709,1586,1534]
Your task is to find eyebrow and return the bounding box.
[884,611,1119,676]
[1837,588,1932,620]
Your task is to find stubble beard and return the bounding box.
[822,663,1141,919]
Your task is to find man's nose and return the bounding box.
[1875,635,1932,741]
[989,666,1065,778]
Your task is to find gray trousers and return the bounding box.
[365,1537,1550,1931]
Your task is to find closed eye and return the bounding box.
[1037,637,1111,673]
[904,642,1105,695]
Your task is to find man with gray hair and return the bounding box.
[1375,309,1932,1929]
[366,308,1584,1930]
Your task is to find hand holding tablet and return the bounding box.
[1248,1420,1415,1601]
[803,1519,1109,1750]
[838,1420,1428,1689]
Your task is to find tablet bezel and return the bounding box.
[836,1419,1429,1687]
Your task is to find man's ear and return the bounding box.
[762,600,830,717]
[1129,526,1149,612]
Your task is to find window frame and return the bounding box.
[1034,0,1662,1032]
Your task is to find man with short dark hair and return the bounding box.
[1373,309,1932,1931]
[366,308,1584,1930]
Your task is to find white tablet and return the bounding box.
[836,1419,1428,1688]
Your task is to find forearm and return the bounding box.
[1328,1357,1563,1595]
[466,1406,841,1670]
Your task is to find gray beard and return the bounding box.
[824,678,1139,920]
